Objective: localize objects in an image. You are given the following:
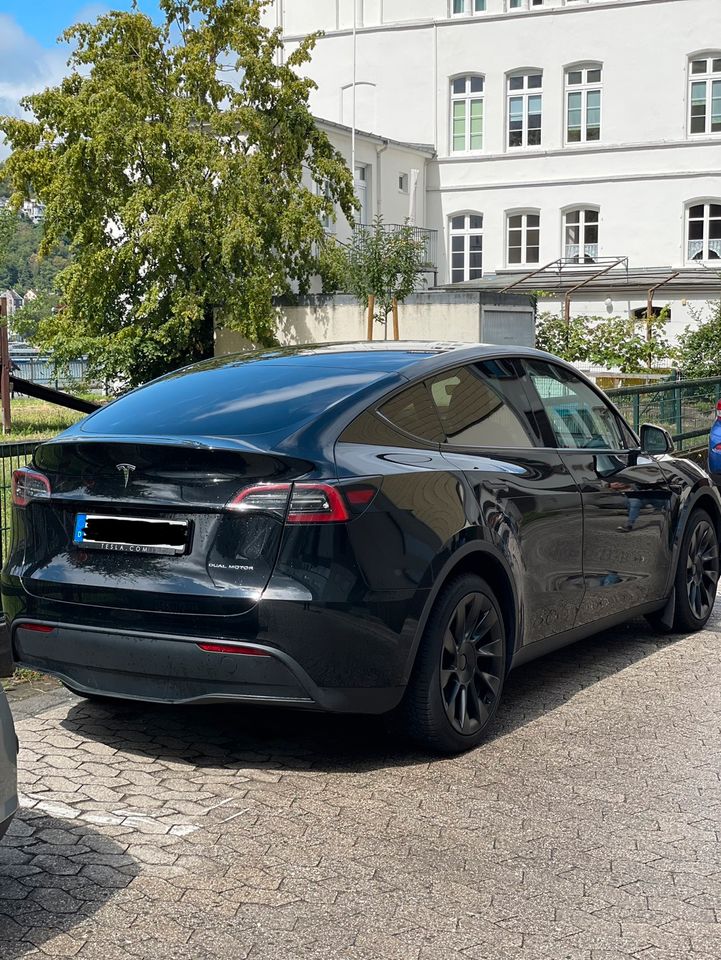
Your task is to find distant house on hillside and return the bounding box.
[0,290,23,317]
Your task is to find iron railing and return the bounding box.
[353,223,438,272]
[0,441,37,562]
[606,376,721,452]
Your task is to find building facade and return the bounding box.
[264,0,721,339]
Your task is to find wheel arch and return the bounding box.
[405,544,520,683]
[667,481,721,595]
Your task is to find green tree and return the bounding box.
[677,300,721,379]
[329,216,427,333]
[536,310,675,372]
[0,0,355,386]
[0,207,15,281]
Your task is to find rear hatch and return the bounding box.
[19,438,313,616]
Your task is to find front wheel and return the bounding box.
[671,509,719,632]
[400,574,506,754]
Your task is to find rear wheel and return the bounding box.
[401,574,506,754]
[673,509,719,632]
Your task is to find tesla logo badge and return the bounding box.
[116,463,136,488]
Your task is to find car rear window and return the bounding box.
[80,362,387,438]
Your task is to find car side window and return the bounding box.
[525,360,626,451]
[377,382,445,443]
[427,364,534,448]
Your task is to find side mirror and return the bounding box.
[640,423,673,455]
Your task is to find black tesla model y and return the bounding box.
[2,343,719,752]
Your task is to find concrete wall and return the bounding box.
[215,293,534,355]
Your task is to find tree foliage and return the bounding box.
[535,310,675,373]
[328,216,427,323]
[676,300,721,379]
[0,211,71,294]
[0,0,355,386]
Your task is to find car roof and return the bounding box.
[203,341,555,379]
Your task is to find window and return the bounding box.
[508,0,544,9]
[398,173,409,193]
[315,181,334,232]
[378,384,445,442]
[564,208,599,262]
[449,214,483,282]
[507,72,542,148]
[687,202,721,261]
[81,363,391,440]
[452,0,486,14]
[507,212,540,265]
[451,76,484,152]
[566,65,602,143]
[689,56,721,135]
[525,360,625,450]
[428,366,533,448]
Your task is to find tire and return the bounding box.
[400,574,506,754]
[670,509,719,632]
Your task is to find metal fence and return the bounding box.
[11,356,90,390]
[606,376,721,452]
[0,441,37,562]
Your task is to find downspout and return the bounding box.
[376,140,389,219]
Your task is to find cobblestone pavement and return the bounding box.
[1,612,721,960]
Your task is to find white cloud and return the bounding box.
[0,15,69,159]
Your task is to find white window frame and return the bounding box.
[449,213,484,282]
[507,0,544,10]
[563,207,599,263]
[451,0,486,15]
[450,75,485,154]
[565,64,602,144]
[688,55,721,137]
[507,72,543,149]
[506,210,541,267]
[686,201,721,262]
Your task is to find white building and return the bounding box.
[263,0,721,341]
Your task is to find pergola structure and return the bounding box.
[441,259,721,323]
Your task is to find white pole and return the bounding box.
[351,0,357,186]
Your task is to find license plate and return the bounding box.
[73,514,189,556]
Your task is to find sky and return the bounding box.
[0,1,163,157]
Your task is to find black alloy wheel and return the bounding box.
[401,574,506,753]
[440,591,504,736]
[671,509,720,632]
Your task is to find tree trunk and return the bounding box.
[366,295,375,341]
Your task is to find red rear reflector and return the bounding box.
[22,623,54,633]
[197,642,270,657]
[345,487,376,506]
[714,443,721,452]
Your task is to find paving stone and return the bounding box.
[0,616,720,958]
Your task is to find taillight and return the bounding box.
[12,468,51,507]
[229,482,351,523]
[197,642,270,657]
[716,400,721,420]
[286,484,349,523]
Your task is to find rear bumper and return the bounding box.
[12,620,404,714]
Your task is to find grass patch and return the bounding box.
[2,667,48,690]
[1,397,93,441]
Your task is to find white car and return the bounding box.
[0,685,18,839]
